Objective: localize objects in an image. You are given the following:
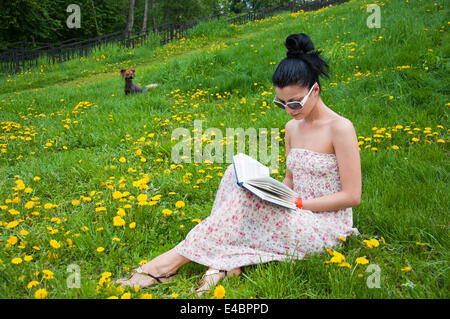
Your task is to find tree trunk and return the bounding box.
[150,0,156,32]
[90,0,99,36]
[142,0,149,34]
[125,0,135,37]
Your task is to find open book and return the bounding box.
[232,153,299,210]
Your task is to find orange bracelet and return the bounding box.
[295,197,303,209]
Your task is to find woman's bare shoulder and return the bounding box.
[285,118,299,132]
[329,116,357,146]
[330,115,355,131]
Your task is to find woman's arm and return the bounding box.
[300,119,362,212]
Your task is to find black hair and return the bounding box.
[272,33,330,92]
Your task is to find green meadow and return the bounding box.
[0,0,448,299]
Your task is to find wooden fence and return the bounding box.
[0,0,348,74]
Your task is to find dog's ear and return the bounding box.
[120,69,126,78]
[131,69,136,74]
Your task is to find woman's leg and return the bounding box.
[115,248,191,288]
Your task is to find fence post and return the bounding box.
[19,43,26,73]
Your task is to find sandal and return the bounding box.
[115,265,178,288]
[190,269,228,296]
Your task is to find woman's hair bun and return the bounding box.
[284,33,314,59]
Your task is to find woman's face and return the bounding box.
[274,83,319,120]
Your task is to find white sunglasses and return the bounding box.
[273,82,317,110]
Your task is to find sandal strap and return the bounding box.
[135,266,178,283]
[195,269,227,293]
[205,269,227,276]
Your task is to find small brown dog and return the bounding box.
[120,69,158,95]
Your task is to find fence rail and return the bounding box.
[0,0,348,74]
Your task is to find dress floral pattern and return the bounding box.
[174,148,359,271]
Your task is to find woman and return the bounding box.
[114,33,361,296]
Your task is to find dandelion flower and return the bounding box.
[113,216,126,227]
[6,220,19,229]
[137,194,147,202]
[175,201,185,208]
[35,288,48,299]
[162,209,172,217]
[121,292,131,299]
[356,257,369,265]
[49,240,61,249]
[42,270,54,280]
[214,285,226,299]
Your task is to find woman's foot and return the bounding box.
[192,267,241,297]
[114,265,177,289]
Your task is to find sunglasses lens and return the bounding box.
[274,101,285,109]
[288,103,303,110]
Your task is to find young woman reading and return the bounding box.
[114,33,361,297]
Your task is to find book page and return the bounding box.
[233,153,269,182]
[242,182,296,210]
[246,176,297,197]
[247,179,297,199]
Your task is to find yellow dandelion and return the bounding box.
[25,201,35,209]
[71,199,80,206]
[6,220,19,229]
[112,191,123,199]
[113,216,126,227]
[137,194,147,202]
[49,240,61,249]
[175,200,185,208]
[162,209,172,217]
[330,251,346,264]
[121,292,131,299]
[356,257,369,265]
[27,280,39,289]
[20,230,29,236]
[214,285,226,299]
[35,288,48,299]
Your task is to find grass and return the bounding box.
[0,0,449,299]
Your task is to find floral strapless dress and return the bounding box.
[174,148,359,271]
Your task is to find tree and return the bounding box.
[125,0,135,37]
[142,0,148,34]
